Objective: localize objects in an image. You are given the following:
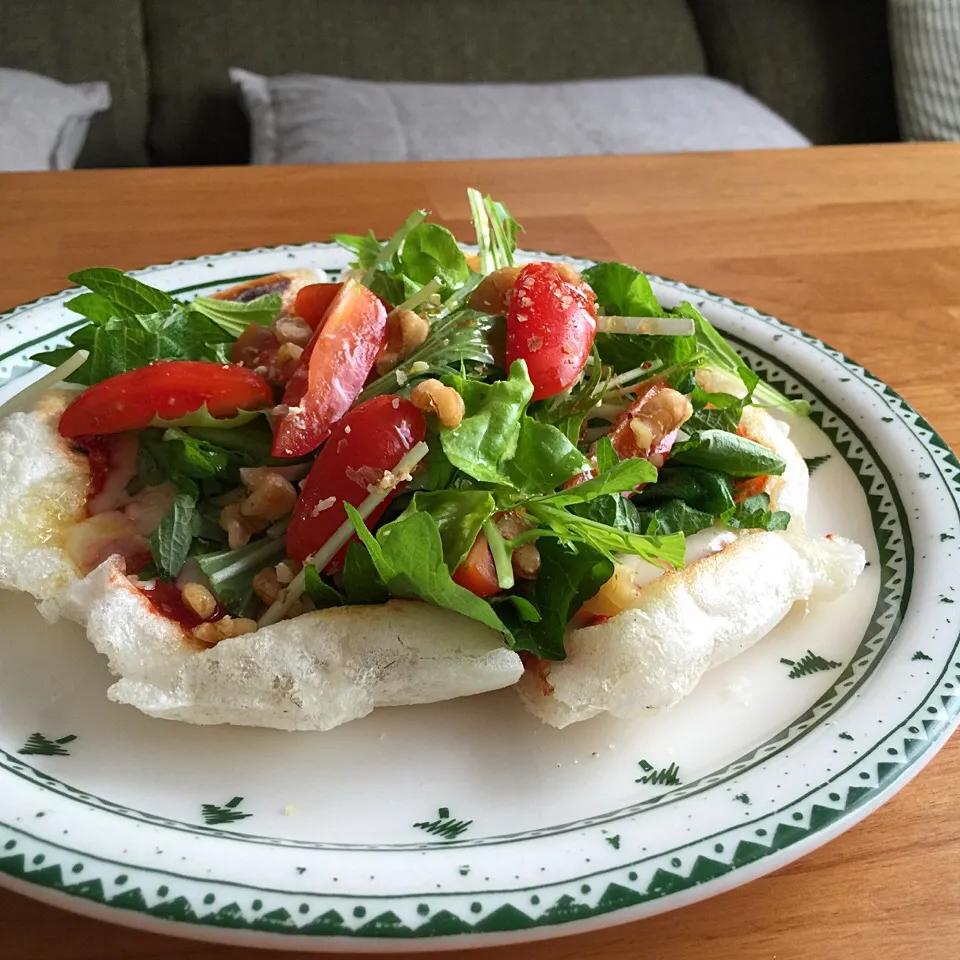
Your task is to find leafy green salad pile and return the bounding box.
[34,190,809,660]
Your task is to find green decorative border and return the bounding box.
[0,246,957,944]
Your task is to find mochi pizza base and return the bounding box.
[0,387,862,732]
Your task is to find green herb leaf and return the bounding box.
[594,332,698,375]
[535,457,658,507]
[344,504,511,639]
[332,229,382,272]
[581,262,664,317]
[504,417,589,495]
[65,292,119,324]
[150,405,264,431]
[400,491,496,570]
[503,539,614,660]
[150,491,200,580]
[188,293,282,337]
[526,502,686,568]
[635,464,735,516]
[670,429,786,478]
[142,428,233,481]
[440,360,534,486]
[304,564,346,609]
[359,308,500,402]
[68,267,175,318]
[685,386,746,434]
[634,498,716,536]
[341,541,389,605]
[725,493,791,531]
[595,436,618,474]
[570,492,644,534]
[400,224,471,296]
[196,536,286,615]
[533,344,610,443]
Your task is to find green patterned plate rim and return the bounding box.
[0,242,955,951]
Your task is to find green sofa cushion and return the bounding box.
[143,0,706,166]
[0,0,149,167]
[688,0,899,145]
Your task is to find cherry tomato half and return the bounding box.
[451,532,500,598]
[505,262,597,402]
[272,279,388,458]
[57,361,273,439]
[286,395,426,567]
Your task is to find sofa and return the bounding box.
[0,0,899,169]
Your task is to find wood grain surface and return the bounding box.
[1,143,959,959]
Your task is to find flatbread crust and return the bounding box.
[46,562,521,731]
[0,368,856,732]
[0,391,87,599]
[517,530,865,728]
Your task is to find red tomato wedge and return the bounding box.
[505,262,598,401]
[57,361,273,439]
[272,279,388,458]
[451,533,500,598]
[286,395,426,566]
[294,282,342,330]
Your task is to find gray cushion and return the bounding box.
[0,67,110,171]
[231,70,809,165]
[890,0,960,141]
[144,0,706,166]
[0,0,148,167]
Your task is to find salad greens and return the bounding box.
[38,188,811,661]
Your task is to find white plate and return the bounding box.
[0,244,957,952]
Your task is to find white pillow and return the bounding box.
[230,68,808,166]
[0,67,110,171]
[890,0,960,140]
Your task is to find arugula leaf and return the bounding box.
[142,428,233,481]
[188,293,282,337]
[440,360,533,485]
[593,332,699,376]
[332,229,382,272]
[359,308,500,402]
[344,504,511,639]
[68,267,175,318]
[150,491,200,580]
[31,324,98,384]
[526,502,686,568]
[570,492,644,535]
[634,498,716,536]
[595,436,618,474]
[635,464,735,516]
[304,564,346,609]
[341,541,389,605]
[503,539,614,661]
[536,457,658,507]
[581,262,664,317]
[186,418,303,467]
[685,386,746,434]
[674,301,811,416]
[400,224,470,296]
[670,429,786,478]
[726,493,791,531]
[534,348,610,444]
[363,209,429,285]
[196,536,286,615]
[504,417,589,495]
[65,292,119,324]
[468,189,523,273]
[401,491,496,570]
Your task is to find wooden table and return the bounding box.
[2,143,959,959]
